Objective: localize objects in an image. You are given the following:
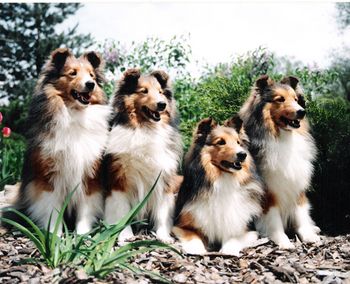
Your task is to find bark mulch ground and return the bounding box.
[0,229,349,284]
[1,186,349,283]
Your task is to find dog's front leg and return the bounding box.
[105,190,134,243]
[26,181,63,235]
[153,191,175,243]
[294,194,321,243]
[172,226,207,255]
[76,192,103,235]
[263,206,295,249]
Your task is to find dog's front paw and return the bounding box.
[272,233,295,250]
[118,227,135,245]
[76,221,91,235]
[243,231,259,246]
[182,239,207,255]
[220,238,245,256]
[156,228,174,244]
[298,227,321,243]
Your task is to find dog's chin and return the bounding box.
[71,90,91,106]
[220,160,242,172]
[279,116,301,129]
[142,106,161,122]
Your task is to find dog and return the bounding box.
[173,116,263,255]
[13,48,111,235]
[104,68,182,243]
[239,75,320,249]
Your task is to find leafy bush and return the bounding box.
[307,97,350,234]
[175,48,276,149]
[0,131,25,189]
[100,35,192,98]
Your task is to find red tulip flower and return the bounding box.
[2,127,11,138]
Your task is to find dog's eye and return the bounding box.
[90,72,94,78]
[237,140,240,145]
[69,70,77,77]
[275,96,285,103]
[217,139,226,145]
[141,88,148,94]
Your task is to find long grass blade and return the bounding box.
[0,207,45,244]
[0,217,46,256]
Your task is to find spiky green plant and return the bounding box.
[0,173,181,282]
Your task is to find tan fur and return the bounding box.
[262,191,277,214]
[165,175,184,194]
[173,212,207,243]
[297,192,307,205]
[108,158,128,194]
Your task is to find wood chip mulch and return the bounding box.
[1,186,349,283]
[0,229,349,284]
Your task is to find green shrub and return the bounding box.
[0,133,25,189]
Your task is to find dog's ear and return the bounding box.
[151,70,170,89]
[297,94,306,108]
[51,48,72,71]
[194,117,217,145]
[224,114,243,133]
[280,76,299,90]
[255,75,274,92]
[117,68,141,95]
[84,51,104,69]
[281,76,306,108]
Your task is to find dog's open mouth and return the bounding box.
[71,90,91,105]
[221,160,242,171]
[142,106,161,122]
[280,116,301,129]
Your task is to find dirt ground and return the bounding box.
[1,185,350,284]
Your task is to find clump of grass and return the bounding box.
[0,173,181,282]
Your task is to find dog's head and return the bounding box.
[41,48,106,108]
[195,116,250,173]
[115,68,173,124]
[255,75,306,130]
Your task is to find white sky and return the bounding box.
[60,2,350,70]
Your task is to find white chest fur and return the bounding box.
[41,104,111,203]
[106,124,180,203]
[184,173,262,243]
[262,130,316,209]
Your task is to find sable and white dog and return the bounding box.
[104,68,182,243]
[240,75,320,249]
[13,48,111,234]
[173,116,263,256]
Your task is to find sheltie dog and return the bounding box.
[239,75,320,249]
[173,116,263,255]
[14,48,111,234]
[104,68,182,243]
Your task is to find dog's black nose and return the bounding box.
[157,101,167,111]
[85,81,95,91]
[296,109,306,119]
[237,151,247,162]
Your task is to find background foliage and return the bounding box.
[0,3,349,235]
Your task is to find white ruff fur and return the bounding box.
[182,172,262,254]
[105,123,181,242]
[28,104,111,234]
[257,128,320,247]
